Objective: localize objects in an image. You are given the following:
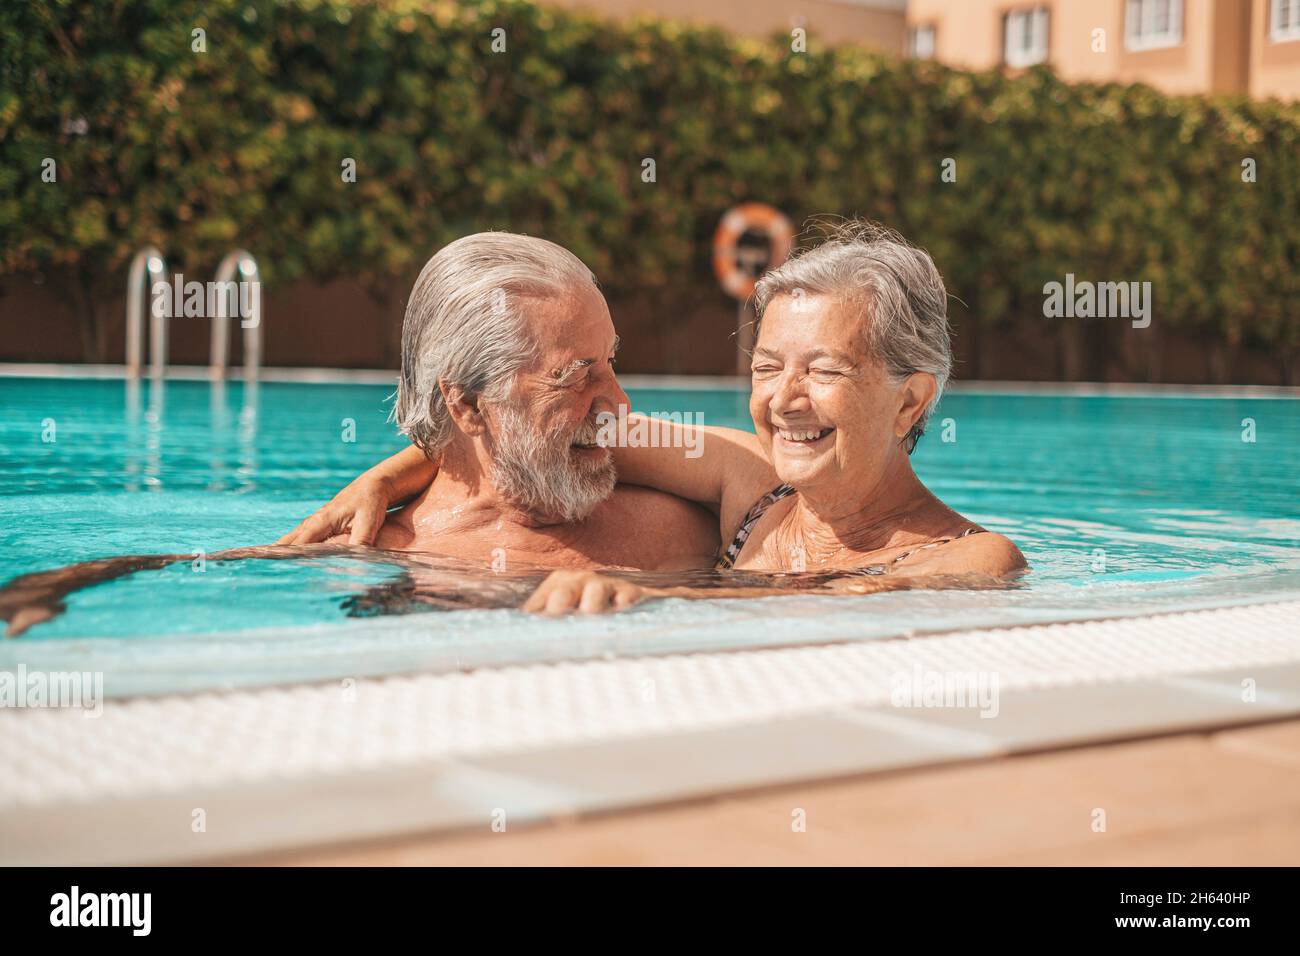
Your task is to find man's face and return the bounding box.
[482,283,629,522]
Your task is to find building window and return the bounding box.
[1272,0,1300,42]
[1004,8,1050,68]
[1125,0,1184,51]
[908,24,936,59]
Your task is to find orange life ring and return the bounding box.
[712,203,795,300]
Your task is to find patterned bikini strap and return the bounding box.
[884,526,986,566]
[717,483,797,570]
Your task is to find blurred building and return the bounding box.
[545,0,907,49]
[906,0,1300,99]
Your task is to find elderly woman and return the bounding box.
[287,222,1024,611]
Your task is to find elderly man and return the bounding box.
[0,233,718,636]
[297,232,716,566]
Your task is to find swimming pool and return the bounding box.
[2,372,1298,697]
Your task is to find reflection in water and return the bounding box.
[123,378,166,491]
[143,377,164,489]
[208,379,229,493]
[125,377,142,424]
[326,552,1026,617]
[236,379,258,492]
[201,378,260,492]
[209,379,228,429]
[123,379,142,492]
[0,539,1030,641]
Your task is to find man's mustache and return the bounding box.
[569,414,603,446]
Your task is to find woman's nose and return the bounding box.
[770,371,810,414]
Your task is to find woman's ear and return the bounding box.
[439,380,487,437]
[894,372,937,441]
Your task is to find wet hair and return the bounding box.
[393,232,597,455]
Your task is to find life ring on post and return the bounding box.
[712,203,796,301]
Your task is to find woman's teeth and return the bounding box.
[778,428,832,443]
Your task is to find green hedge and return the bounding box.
[2,0,1298,359]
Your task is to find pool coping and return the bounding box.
[2,597,1298,866]
[3,362,1299,398]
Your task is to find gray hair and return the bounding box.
[752,221,953,445]
[394,232,597,455]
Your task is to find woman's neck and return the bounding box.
[774,458,941,566]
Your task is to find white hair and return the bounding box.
[394,232,597,455]
[753,221,953,446]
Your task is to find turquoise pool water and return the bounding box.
[1,375,1298,696]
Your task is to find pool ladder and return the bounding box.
[124,247,263,381]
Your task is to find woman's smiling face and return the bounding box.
[749,292,928,492]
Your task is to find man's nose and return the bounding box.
[591,366,630,416]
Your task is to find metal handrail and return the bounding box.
[125,247,167,379]
[209,250,262,382]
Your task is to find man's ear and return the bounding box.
[894,372,937,441]
[439,380,488,437]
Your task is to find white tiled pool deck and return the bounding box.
[3,598,1298,865]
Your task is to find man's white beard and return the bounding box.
[488,405,617,523]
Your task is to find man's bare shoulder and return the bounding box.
[605,483,713,522]
[598,484,720,567]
